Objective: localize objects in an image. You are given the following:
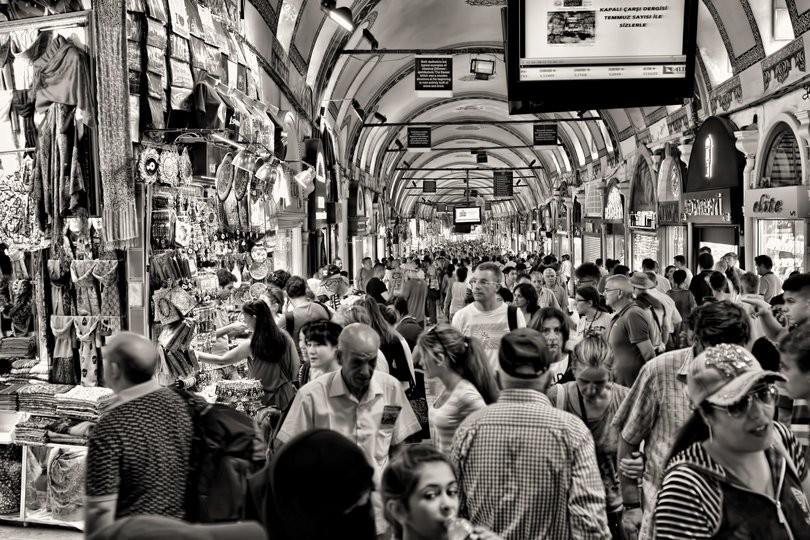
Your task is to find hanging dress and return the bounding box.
[70,260,100,316]
[50,315,77,385]
[73,316,100,386]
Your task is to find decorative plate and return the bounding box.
[249,282,267,299]
[138,147,160,184]
[250,246,268,263]
[216,153,234,201]
[159,148,179,186]
[232,167,250,201]
[179,147,193,184]
[249,260,268,281]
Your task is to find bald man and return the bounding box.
[85,332,195,536]
[277,323,421,536]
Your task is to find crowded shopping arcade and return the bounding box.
[3,1,810,539]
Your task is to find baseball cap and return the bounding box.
[498,328,552,379]
[686,343,786,407]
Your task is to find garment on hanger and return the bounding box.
[50,315,77,385]
[8,279,32,336]
[47,258,73,316]
[92,260,120,318]
[70,260,100,316]
[73,315,100,386]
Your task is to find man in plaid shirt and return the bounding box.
[451,328,610,540]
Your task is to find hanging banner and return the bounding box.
[415,55,453,98]
[493,171,514,197]
[408,127,432,152]
[533,123,558,147]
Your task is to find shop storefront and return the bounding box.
[554,198,570,258]
[604,180,626,264]
[305,137,330,273]
[348,180,370,276]
[684,117,745,265]
[541,204,553,255]
[582,181,603,264]
[746,120,809,279]
[572,198,583,268]
[657,146,687,265]
[628,149,658,271]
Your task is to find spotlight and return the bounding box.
[373,111,387,123]
[529,159,536,167]
[395,139,404,150]
[362,29,379,50]
[351,99,366,121]
[470,58,496,80]
[322,1,354,31]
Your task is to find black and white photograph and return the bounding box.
[547,10,597,44]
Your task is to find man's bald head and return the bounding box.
[339,323,380,357]
[105,332,157,385]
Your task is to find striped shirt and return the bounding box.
[653,422,807,539]
[610,347,694,539]
[451,389,611,540]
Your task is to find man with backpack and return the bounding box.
[277,276,332,362]
[85,332,196,536]
[452,262,526,371]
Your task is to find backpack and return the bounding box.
[641,304,665,353]
[173,388,266,523]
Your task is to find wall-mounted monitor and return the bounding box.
[454,206,482,225]
[505,0,698,114]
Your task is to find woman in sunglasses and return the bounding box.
[653,344,810,539]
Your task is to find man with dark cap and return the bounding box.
[276,323,421,536]
[247,429,376,540]
[450,328,610,540]
[85,332,195,537]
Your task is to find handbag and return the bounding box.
[405,370,430,443]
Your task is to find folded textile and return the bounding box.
[0,383,23,411]
[13,415,53,444]
[55,386,115,420]
[0,337,35,358]
[17,384,73,415]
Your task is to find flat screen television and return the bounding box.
[454,206,482,225]
[505,0,698,114]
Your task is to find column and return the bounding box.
[735,128,759,270]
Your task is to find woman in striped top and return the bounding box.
[414,325,499,454]
[653,344,810,539]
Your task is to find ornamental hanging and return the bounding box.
[138,147,160,185]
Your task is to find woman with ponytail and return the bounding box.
[414,324,499,453]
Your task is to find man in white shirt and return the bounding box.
[642,258,671,294]
[453,262,526,370]
[673,255,692,287]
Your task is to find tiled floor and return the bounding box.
[0,523,81,539]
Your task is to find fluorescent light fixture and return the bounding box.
[373,111,387,123]
[329,7,354,31]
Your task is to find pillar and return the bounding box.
[735,128,759,270]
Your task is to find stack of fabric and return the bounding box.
[17,384,73,416]
[45,418,95,446]
[55,386,115,420]
[12,416,52,444]
[0,383,23,411]
[8,359,48,383]
[0,337,35,358]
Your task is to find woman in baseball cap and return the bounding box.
[653,344,810,539]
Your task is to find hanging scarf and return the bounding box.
[95,0,136,248]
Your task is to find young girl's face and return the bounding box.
[401,462,459,539]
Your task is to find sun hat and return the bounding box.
[629,271,656,290]
[686,343,786,406]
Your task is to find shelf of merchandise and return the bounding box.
[0,425,86,531]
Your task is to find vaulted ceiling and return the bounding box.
[249,0,802,217]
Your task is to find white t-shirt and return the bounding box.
[430,379,486,454]
[452,302,526,370]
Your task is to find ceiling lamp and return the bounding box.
[394,139,404,150]
[322,0,354,31]
[476,152,488,164]
[470,58,496,80]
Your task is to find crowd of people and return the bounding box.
[79,242,810,540]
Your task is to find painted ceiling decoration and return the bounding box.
[247,0,803,216]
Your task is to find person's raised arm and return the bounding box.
[194,339,251,366]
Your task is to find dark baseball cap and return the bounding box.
[498,328,552,379]
[90,516,267,540]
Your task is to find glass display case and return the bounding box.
[757,220,806,280]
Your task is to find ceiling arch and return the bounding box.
[256,0,788,217]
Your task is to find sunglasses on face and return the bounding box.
[708,383,777,418]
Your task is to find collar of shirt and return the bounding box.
[328,369,385,405]
[498,388,552,406]
[112,378,161,409]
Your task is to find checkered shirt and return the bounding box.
[450,389,611,540]
[611,347,694,540]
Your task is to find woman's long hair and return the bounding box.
[415,324,499,404]
[576,286,608,313]
[513,282,540,316]
[243,299,286,360]
[571,335,613,372]
[664,404,713,468]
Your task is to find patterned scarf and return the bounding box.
[95,0,137,248]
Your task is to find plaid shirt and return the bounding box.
[451,389,611,540]
[611,347,693,540]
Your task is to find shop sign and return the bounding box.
[658,201,682,225]
[745,186,810,219]
[493,171,513,197]
[629,210,657,230]
[682,189,732,223]
[604,186,623,221]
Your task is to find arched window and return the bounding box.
[761,123,801,187]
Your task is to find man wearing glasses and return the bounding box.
[452,262,526,370]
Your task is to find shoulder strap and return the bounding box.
[317,302,332,320]
[554,384,565,410]
[507,304,517,331]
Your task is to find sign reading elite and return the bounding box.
[745,186,810,219]
[415,56,453,98]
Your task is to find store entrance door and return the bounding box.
[694,226,741,265]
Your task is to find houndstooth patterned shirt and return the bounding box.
[450,389,611,540]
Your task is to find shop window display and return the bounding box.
[758,220,805,279]
[759,124,801,188]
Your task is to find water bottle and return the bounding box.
[446,517,475,540]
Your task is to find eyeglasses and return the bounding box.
[469,279,496,287]
[603,288,620,293]
[709,384,777,418]
[575,297,587,302]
